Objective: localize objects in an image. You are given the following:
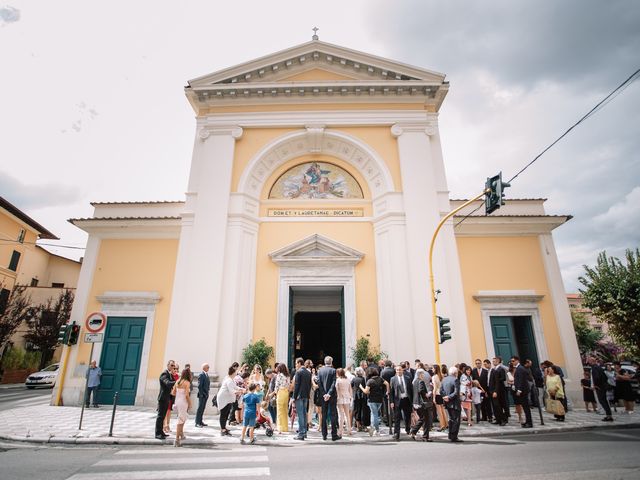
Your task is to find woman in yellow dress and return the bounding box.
[273,363,291,433]
[545,365,565,422]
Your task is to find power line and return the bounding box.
[455,66,640,229]
[0,239,86,250]
[506,66,640,184]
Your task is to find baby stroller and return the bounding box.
[255,404,274,437]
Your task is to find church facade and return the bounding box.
[55,39,582,406]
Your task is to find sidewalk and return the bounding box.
[0,403,638,446]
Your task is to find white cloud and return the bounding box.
[0,5,19,25]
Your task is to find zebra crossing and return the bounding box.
[0,387,51,412]
[65,446,271,480]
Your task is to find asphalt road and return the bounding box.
[0,384,52,412]
[0,428,638,480]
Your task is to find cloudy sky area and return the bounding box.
[1,1,639,291]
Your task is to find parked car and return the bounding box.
[619,364,639,402]
[25,363,60,389]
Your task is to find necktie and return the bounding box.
[399,377,405,393]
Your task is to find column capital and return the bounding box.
[198,125,244,141]
[391,121,438,138]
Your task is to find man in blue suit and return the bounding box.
[195,363,210,427]
[317,355,340,441]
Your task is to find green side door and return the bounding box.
[97,317,146,406]
[490,316,517,361]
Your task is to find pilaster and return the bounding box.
[165,126,243,375]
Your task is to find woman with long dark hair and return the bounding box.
[433,364,448,431]
[171,367,192,447]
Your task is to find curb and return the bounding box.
[2,421,639,447]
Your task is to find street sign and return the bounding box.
[85,312,107,334]
[84,333,103,343]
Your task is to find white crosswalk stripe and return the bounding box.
[95,455,268,467]
[115,447,268,455]
[66,467,270,480]
[65,447,270,480]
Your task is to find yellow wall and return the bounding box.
[0,212,39,288]
[253,222,379,350]
[457,236,563,364]
[78,239,178,379]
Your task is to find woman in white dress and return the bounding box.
[171,368,192,447]
[335,368,353,436]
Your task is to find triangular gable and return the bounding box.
[276,67,360,82]
[269,233,364,267]
[188,39,445,87]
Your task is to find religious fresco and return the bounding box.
[268,162,364,200]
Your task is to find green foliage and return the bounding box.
[0,285,33,348]
[571,311,603,355]
[349,336,387,366]
[1,346,41,370]
[579,248,640,358]
[24,289,74,369]
[241,338,274,372]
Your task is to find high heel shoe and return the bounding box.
[173,437,181,447]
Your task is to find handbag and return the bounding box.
[545,397,565,416]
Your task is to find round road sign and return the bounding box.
[85,312,107,334]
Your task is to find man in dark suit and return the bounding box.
[410,368,434,441]
[380,359,395,428]
[195,363,210,427]
[488,357,508,426]
[511,356,533,427]
[155,360,176,439]
[588,356,613,421]
[389,365,413,440]
[472,358,490,421]
[440,366,462,442]
[318,355,340,441]
[293,357,312,440]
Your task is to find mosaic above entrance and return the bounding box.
[269,162,364,200]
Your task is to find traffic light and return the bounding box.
[438,316,451,344]
[57,324,69,344]
[67,323,80,346]
[485,171,511,215]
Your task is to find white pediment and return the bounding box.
[189,40,445,88]
[269,233,364,267]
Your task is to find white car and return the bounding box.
[25,363,60,389]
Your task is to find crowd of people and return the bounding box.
[153,355,637,446]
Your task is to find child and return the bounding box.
[581,370,597,412]
[241,383,261,445]
[471,380,485,424]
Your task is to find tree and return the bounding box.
[23,289,74,369]
[571,310,603,356]
[0,285,32,351]
[241,338,274,372]
[349,336,388,366]
[579,249,640,358]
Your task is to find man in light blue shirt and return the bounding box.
[86,360,102,408]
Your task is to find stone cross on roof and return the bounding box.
[312,27,319,41]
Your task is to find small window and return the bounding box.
[0,288,10,315]
[17,229,26,243]
[51,282,65,288]
[30,278,39,287]
[8,251,21,271]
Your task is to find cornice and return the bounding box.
[196,110,432,128]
